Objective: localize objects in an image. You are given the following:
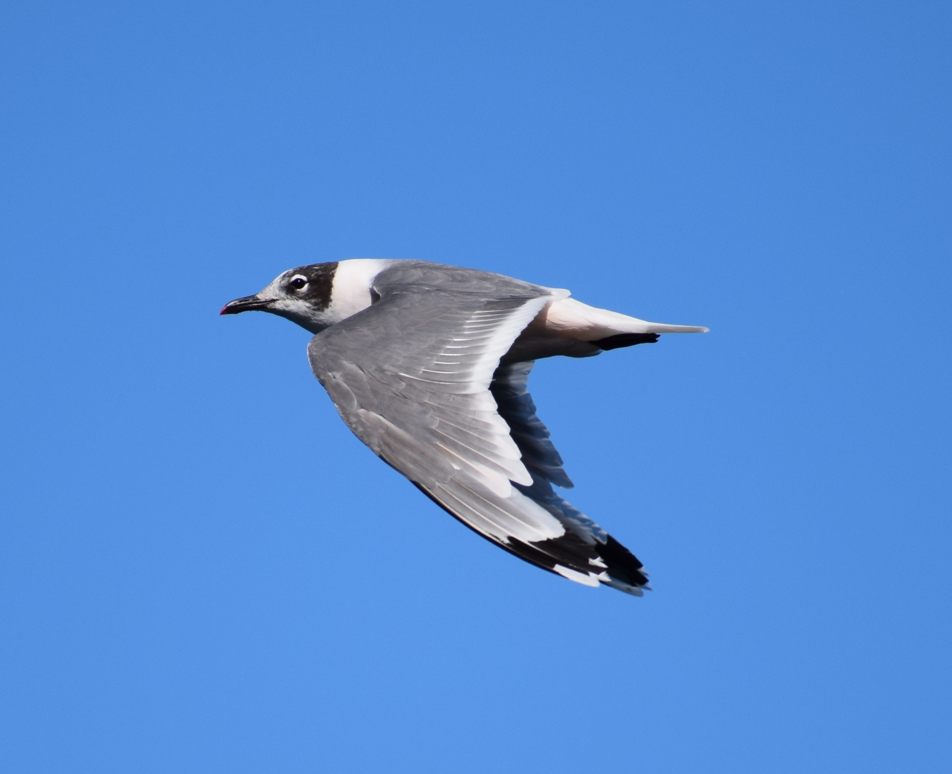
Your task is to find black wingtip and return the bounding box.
[408,476,650,596]
[597,534,650,589]
[591,333,660,351]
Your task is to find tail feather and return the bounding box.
[541,298,708,340]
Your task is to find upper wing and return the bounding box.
[306,263,646,593]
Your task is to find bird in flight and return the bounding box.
[221,260,706,595]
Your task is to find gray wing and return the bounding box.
[307,263,647,593]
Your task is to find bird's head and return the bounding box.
[220,262,339,333]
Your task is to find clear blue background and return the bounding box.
[2,2,950,771]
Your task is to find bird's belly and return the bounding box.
[504,298,635,361]
[503,332,601,362]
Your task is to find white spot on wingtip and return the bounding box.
[554,565,600,587]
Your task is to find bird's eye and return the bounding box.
[289,275,308,291]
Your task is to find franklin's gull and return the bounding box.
[221,259,707,595]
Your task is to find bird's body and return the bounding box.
[222,259,706,595]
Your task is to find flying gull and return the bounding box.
[221,259,706,595]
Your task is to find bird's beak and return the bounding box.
[220,294,271,316]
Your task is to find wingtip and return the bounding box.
[554,565,602,587]
[602,577,650,596]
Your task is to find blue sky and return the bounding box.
[2,1,950,771]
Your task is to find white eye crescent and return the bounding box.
[289,274,308,291]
